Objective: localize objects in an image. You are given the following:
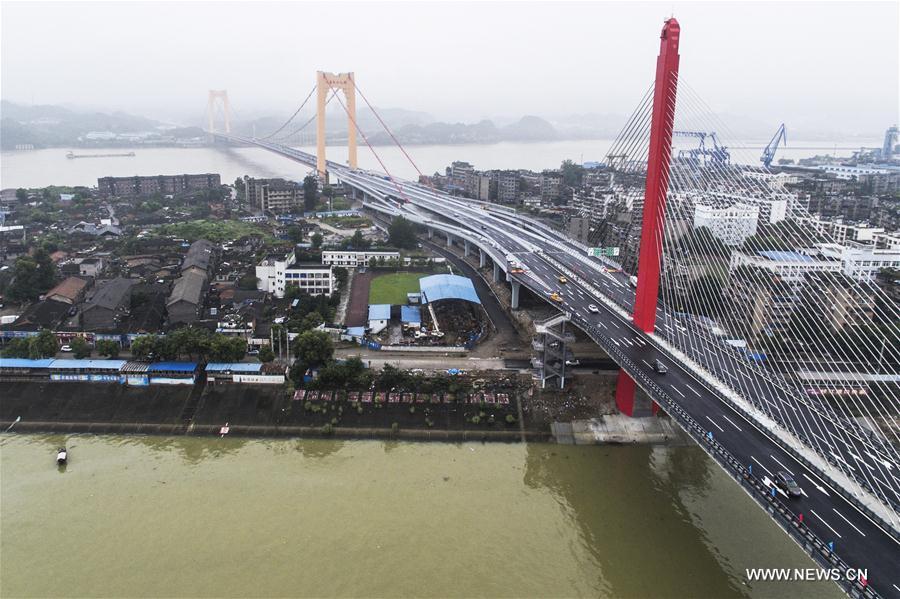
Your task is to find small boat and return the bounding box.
[56,447,67,465]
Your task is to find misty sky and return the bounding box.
[2,1,898,136]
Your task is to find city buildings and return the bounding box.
[692,203,759,246]
[97,174,221,197]
[256,252,334,298]
[243,177,303,213]
[321,250,400,267]
[81,277,137,331]
[729,250,841,283]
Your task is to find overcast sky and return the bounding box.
[2,1,898,136]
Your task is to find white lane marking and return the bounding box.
[864,450,895,471]
[705,416,724,432]
[802,473,830,496]
[831,508,866,537]
[810,509,842,539]
[893,584,900,593]
[596,320,607,329]
[610,339,620,347]
[761,476,788,498]
[830,451,857,472]
[769,455,794,477]
[641,359,651,368]
[686,383,701,397]
[847,450,875,471]
[751,455,773,476]
[720,414,742,432]
[672,386,686,398]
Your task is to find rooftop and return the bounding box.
[368,304,391,320]
[419,274,481,305]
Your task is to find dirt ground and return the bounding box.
[522,373,618,429]
[345,270,374,327]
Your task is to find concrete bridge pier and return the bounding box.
[464,240,470,257]
[446,233,453,248]
[510,280,521,310]
[493,261,501,282]
[428,228,434,239]
[479,249,487,268]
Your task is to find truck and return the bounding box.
[629,275,638,288]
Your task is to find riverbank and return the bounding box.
[0,378,687,445]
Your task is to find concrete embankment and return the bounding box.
[552,415,692,445]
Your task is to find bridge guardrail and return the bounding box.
[539,253,900,541]
[571,313,881,599]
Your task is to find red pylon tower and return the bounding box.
[615,18,681,416]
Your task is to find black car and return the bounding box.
[776,471,803,498]
[653,359,668,374]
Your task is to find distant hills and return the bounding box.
[0,101,202,149]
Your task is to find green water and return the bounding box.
[0,435,838,598]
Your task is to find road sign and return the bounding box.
[587,247,620,257]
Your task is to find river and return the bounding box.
[0,139,881,189]
[0,434,839,598]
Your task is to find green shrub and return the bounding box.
[505,414,517,424]
[409,406,416,414]
[321,423,334,435]
[470,416,481,425]
[391,422,400,433]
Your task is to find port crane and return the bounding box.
[672,130,730,166]
[760,123,787,168]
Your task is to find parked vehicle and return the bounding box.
[60,345,72,353]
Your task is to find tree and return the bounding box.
[303,175,319,211]
[299,311,324,331]
[349,229,368,249]
[29,329,58,358]
[70,336,91,359]
[6,249,56,302]
[130,335,161,361]
[210,335,247,362]
[258,346,275,363]
[16,188,29,202]
[388,216,418,249]
[293,330,333,368]
[560,159,585,187]
[286,225,306,244]
[333,267,349,289]
[2,338,31,358]
[237,273,259,290]
[311,232,323,249]
[96,339,120,358]
[314,357,371,390]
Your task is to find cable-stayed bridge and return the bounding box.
[207,18,900,598]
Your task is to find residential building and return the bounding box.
[181,239,216,275]
[493,170,519,204]
[79,257,105,277]
[244,177,303,213]
[167,270,208,325]
[540,171,561,204]
[44,277,89,305]
[98,174,221,197]
[81,278,136,331]
[256,252,334,298]
[471,173,492,201]
[692,203,759,246]
[816,242,900,282]
[321,250,400,268]
[567,217,590,244]
[729,250,841,283]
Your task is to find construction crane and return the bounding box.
[760,123,787,169]
[673,130,730,167]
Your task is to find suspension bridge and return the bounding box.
[206,18,900,597]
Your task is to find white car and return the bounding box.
[60,345,72,352]
[588,304,600,313]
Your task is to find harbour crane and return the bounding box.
[673,130,730,167]
[760,123,787,169]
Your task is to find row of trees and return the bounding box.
[2,247,57,302]
[130,328,249,363]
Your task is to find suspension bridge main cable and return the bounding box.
[259,85,317,140]
[274,89,339,144]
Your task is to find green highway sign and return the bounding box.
[587,247,620,257]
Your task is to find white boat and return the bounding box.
[56,448,67,465]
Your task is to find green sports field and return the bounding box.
[368,272,424,305]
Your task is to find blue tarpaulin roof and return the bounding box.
[368,304,391,320]
[49,359,127,370]
[0,358,54,369]
[419,274,481,305]
[205,363,262,373]
[400,305,421,323]
[346,326,365,337]
[147,362,198,373]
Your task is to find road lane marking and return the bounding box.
[830,451,857,472]
[769,455,794,476]
[801,473,830,496]
[831,508,866,537]
[596,321,607,329]
[751,455,773,476]
[705,416,724,432]
[686,383,701,397]
[721,414,742,431]
[810,509,842,539]
[641,359,651,368]
[672,386,686,398]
